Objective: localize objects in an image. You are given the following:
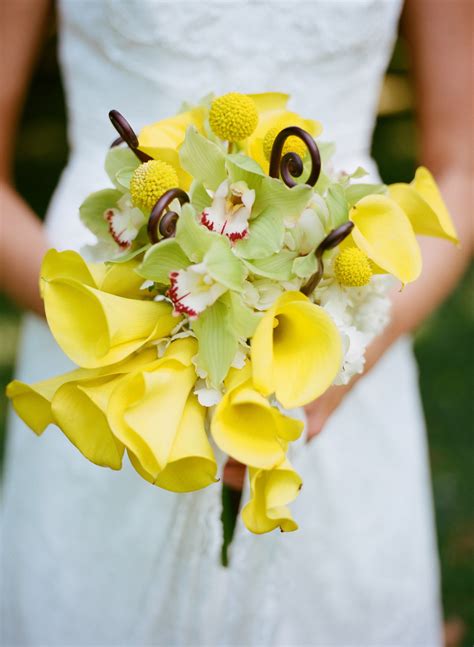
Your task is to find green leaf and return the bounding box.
[345,183,386,206]
[108,245,150,264]
[192,299,238,387]
[325,184,349,228]
[348,166,368,180]
[179,127,227,190]
[253,177,312,219]
[175,203,220,262]
[79,189,123,239]
[104,148,139,189]
[226,153,265,190]
[136,239,190,284]
[204,239,247,292]
[292,253,318,279]
[222,291,260,339]
[190,181,212,214]
[243,250,297,281]
[234,207,285,260]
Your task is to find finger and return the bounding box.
[223,458,247,491]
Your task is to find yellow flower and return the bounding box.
[137,107,206,190]
[41,249,176,368]
[209,92,258,142]
[251,292,342,409]
[334,247,373,287]
[244,93,322,171]
[130,160,179,212]
[211,362,303,469]
[389,166,458,244]
[6,348,157,469]
[347,194,422,285]
[241,459,302,534]
[107,338,218,492]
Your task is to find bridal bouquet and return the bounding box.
[7,92,457,534]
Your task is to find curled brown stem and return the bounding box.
[147,189,190,244]
[108,110,153,163]
[301,221,354,295]
[269,126,321,188]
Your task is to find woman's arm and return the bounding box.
[0,0,52,316]
[305,0,473,439]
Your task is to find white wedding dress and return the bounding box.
[1,1,442,645]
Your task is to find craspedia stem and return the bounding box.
[269,126,321,188]
[108,110,153,163]
[147,188,190,244]
[301,221,354,295]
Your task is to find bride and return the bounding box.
[1,1,471,645]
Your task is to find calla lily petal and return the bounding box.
[52,377,125,469]
[349,195,422,285]
[138,107,206,154]
[251,292,342,408]
[107,339,200,481]
[128,393,217,492]
[43,278,175,368]
[389,166,458,243]
[241,459,302,534]
[6,347,157,441]
[211,365,303,469]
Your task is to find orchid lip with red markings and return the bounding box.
[167,264,227,318]
[200,180,254,242]
[103,195,146,249]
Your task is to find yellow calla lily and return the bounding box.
[251,291,342,409]
[107,338,217,491]
[41,250,176,369]
[127,393,217,493]
[245,92,323,171]
[137,107,206,191]
[348,194,422,285]
[211,362,303,469]
[241,459,302,534]
[42,249,147,300]
[43,277,175,368]
[389,166,458,244]
[6,348,157,469]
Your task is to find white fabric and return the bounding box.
[1,1,442,645]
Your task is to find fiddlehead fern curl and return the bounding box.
[269,126,321,188]
[147,188,190,244]
[108,110,153,163]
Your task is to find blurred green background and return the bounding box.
[0,26,472,646]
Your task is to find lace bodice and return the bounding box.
[58,0,401,166]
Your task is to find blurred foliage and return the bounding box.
[0,28,472,644]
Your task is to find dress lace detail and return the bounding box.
[1,2,442,645]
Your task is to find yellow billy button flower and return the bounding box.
[209,92,258,142]
[107,338,218,492]
[389,166,458,244]
[348,194,422,285]
[6,348,157,469]
[130,160,179,212]
[241,459,302,534]
[41,249,176,368]
[251,292,343,409]
[211,362,303,469]
[334,247,373,287]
